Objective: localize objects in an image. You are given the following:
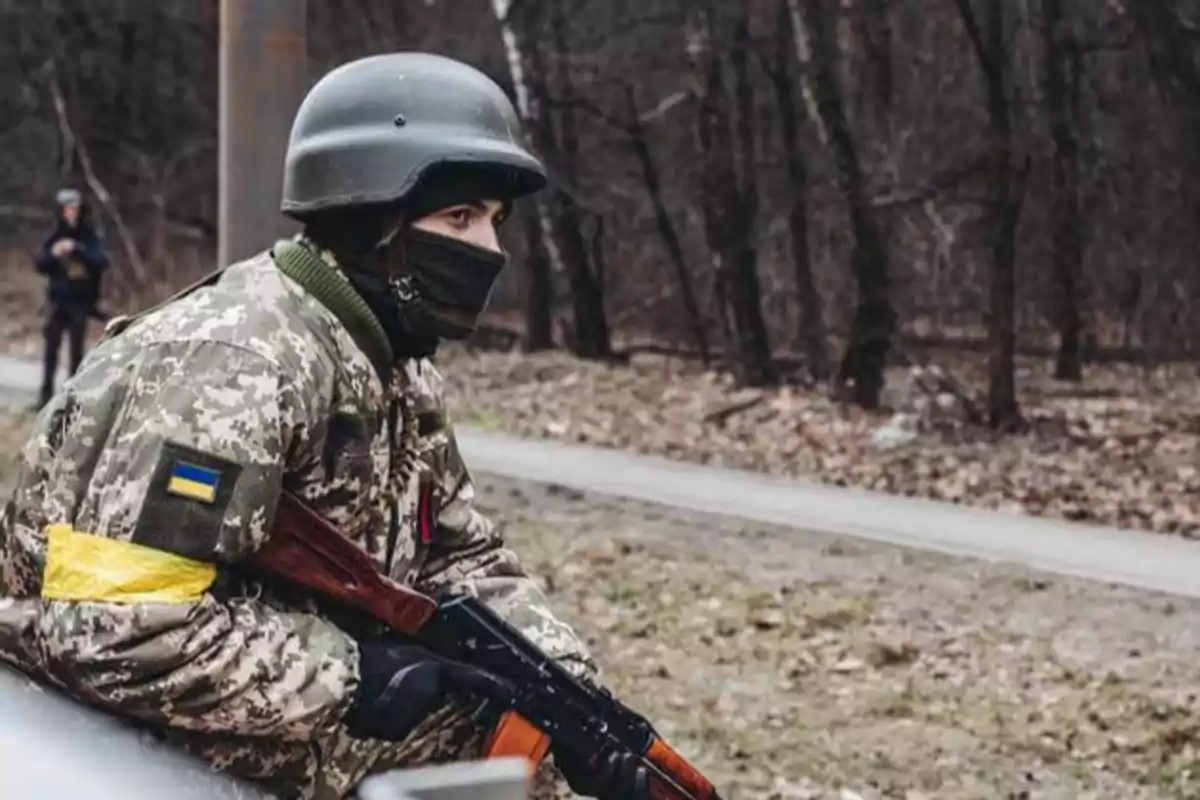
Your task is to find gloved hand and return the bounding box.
[553,746,651,800]
[343,636,513,742]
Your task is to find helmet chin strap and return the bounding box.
[373,211,417,299]
[375,209,407,258]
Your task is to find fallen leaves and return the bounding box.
[440,344,1200,537]
[492,477,1200,799]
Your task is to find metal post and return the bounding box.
[218,0,308,267]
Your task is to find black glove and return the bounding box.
[343,636,513,742]
[553,746,651,800]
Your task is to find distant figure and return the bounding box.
[33,188,109,408]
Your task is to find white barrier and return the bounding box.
[0,664,267,799]
[357,759,530,800]
[0,664,529,800]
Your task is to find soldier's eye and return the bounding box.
[446,208,473,228]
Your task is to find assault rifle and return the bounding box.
[249,490,724,800]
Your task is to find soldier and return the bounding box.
[32,187,110,408]
[0,54,650,800]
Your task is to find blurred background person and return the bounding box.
[33,188,109,409]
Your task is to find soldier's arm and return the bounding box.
[32,340,359,739]
[412,367,597,680]
[75,231,109,271]
[33,235,61,275]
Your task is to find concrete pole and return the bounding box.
[218,0,308,267]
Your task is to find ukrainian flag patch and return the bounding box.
[131,441,243,561]
[166,461,221,504]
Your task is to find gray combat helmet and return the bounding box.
[281,52,547,218]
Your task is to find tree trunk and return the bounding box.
[863,0,893,126]
[725,5,775,386]
[691,38,736,356]
[1044,0,1084,381]
[1127,2,1200,316]
[687,5,775,387]
[623,84,711,364]
[852,0,893,131]
[489,0,563,351]
[956,0,1022,430]
[1128,2,1200,102]
[545,0,613,359]
[791,0,894,407]
[772,0,828,381]
[520,208,554,351]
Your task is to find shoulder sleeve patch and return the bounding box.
[131,440,244,562]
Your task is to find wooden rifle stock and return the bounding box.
[255,491,436,635]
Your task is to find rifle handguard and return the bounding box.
[255,491,437,634]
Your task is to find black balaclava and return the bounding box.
[305,166,514,360]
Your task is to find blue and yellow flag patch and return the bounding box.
[130,441,242,560]
[166,461,221,504]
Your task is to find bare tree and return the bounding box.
[537,0,613,359]
[489,0,564,352]
[624,85,711,364]
[854,0,894,131]
[1043,0,1085,381]
[766,0,827,380]
[956,0,1029,430]
[686,2,776,387]
[519,207,555,351]
[542,81,711,363]
[791,0,894,407]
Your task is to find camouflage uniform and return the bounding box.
[0,237,594,799]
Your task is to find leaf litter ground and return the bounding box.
[488,477,1200,800]
[440,345,1200,538]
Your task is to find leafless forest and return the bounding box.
[1,0,1198,429]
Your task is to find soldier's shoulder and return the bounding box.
[130,251,341,379]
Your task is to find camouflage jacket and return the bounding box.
[0,238,594,793]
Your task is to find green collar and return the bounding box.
[272,238,394,382]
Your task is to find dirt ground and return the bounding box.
[485,477,1200,800]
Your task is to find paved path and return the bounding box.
[4,354,1200,599]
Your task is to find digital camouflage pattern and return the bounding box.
[0,239,594,799]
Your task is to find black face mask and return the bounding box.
[403,227,509,341]
[336,225,508,361]
[307,189,511,360]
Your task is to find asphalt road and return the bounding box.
[3,353,1200,599]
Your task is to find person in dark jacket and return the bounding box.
[34,188,109,408]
